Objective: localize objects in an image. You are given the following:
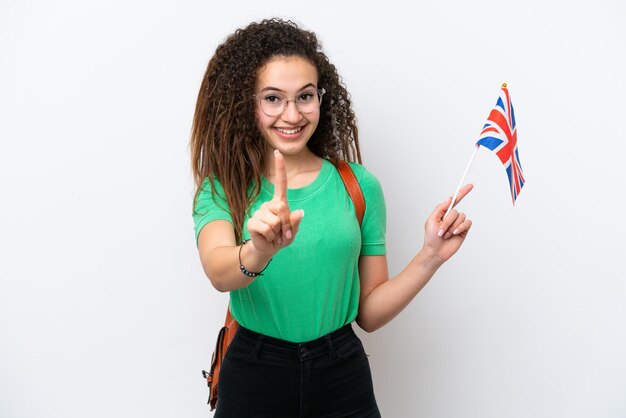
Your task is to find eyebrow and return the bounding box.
[259,83,316,93]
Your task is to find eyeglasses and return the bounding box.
[254,88,325,117]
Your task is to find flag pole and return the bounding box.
[443,145,479,220]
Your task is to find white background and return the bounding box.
[1,0,625,417]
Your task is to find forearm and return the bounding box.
[356,248,444,332]
[200,243,273,292]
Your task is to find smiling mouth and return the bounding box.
[275,126,303,135]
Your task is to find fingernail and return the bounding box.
[444,232,452,239]
[453,229,459,235]
[277,238,282,245]
[438,229,444,237]
[274,149,280,156]
[285,230,292,239]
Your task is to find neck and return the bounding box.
[265,148,323,188]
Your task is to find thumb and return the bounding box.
[288,210,305,239]
[430,197,452,222]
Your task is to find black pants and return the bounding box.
[215,323,381,418]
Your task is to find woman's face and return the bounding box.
[254,55,321,159]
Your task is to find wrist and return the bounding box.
[239,240,273,277]
[247,239,276,259]
[417,246,445,272]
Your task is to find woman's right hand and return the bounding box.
[246,150,305,257]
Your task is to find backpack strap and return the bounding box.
[334,160,366,227]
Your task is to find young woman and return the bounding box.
[190,18,473,418]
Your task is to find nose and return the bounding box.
[280,100,303,123]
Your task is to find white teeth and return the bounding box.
[276,127,302,134]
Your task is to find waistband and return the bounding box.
[235,323,355,361]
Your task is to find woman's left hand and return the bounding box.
[423,184,474,264]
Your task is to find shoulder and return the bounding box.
[346,162,383,193]
[194,175,229,215]
[195,175,232,207]
[193,175,234,245]
[198,175,226,196]
[346,162,386,249]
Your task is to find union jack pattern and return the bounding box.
[476,85,525,204]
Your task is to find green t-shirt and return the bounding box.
[193,159,386,342]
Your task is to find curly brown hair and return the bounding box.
[190,18,361,243]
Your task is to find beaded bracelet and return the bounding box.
[238,240,271,278]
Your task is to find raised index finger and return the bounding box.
[273,150,288,201]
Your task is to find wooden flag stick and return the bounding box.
[443,145,479,220]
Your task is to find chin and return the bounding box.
[267,134,313,156]
[272,142,309,157]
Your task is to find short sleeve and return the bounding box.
[350,164,387,256]
[192,177,233,246]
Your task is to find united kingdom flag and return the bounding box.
[476,84,525,204]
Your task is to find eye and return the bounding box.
[297,92,315,102]
[263,94,283,104]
